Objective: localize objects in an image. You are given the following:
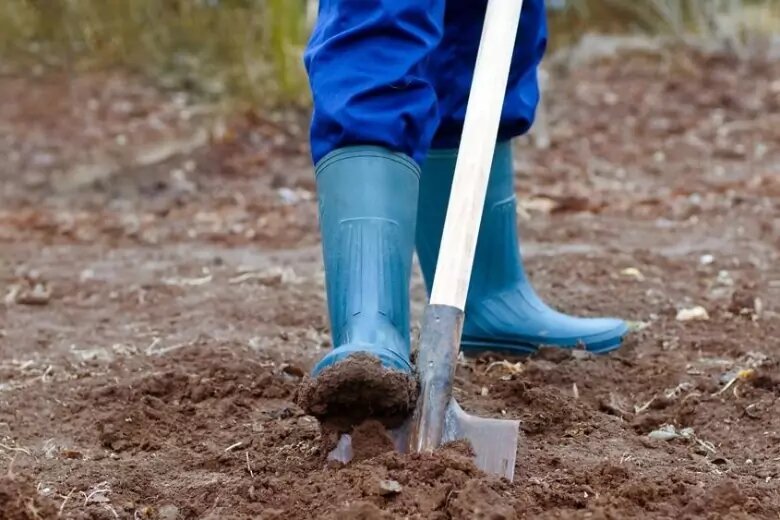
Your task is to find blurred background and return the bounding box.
[1,0,778,107]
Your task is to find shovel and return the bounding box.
[329,0,524,480]
[408,0,524,481]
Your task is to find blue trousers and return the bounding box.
[304,0,548,165]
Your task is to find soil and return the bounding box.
[0,476,59,519]
[1,46,779,519]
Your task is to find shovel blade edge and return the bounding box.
[443,398,520,481]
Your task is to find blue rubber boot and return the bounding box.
[299,147,420,426]
[416,141,628,355]
[296,146,420,431]
[313,147,419,375]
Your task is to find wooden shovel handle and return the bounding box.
[429,0,525,310]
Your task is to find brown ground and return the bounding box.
[1,45,779,519]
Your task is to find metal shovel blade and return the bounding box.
[326,399,519,481]
[441,398,519,480]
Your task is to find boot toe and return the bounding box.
[549,316,628,353]
[462,296,629,355]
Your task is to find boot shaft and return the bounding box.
[416,141,526,300]
[316,146,419,348]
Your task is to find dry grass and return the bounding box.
[0,0,311,105]
[0,0,778,105]
[550,0,780,49]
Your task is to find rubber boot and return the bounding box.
[416,141,628,354]
[313,146,418,375]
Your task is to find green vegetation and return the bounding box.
[0,0,777,106]
[0,0,312,105]
[549,0,780,47]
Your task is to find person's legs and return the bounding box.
[416,0,628,354]
[428,0,547,150]
[305,0,444,165]
[299,0,444,420]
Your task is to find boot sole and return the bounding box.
[460,329,627,356]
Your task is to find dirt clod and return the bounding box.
[297,353,418,429]
[350,420,397,461]
[447,479,514,520]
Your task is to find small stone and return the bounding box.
[620,267,645,281]
[277,187,302,205]
[648,425,681,441]
[8,282,51,305]
[377,479,402,496]
[676,306,709,322]
[716,270,734,286]
[648,425,694,442]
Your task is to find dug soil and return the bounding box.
[1,46,779,519]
